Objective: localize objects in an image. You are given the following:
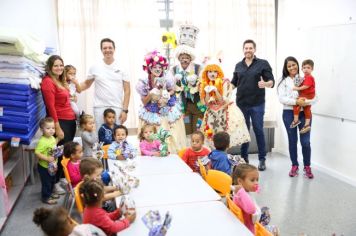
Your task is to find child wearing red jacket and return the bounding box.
[182,131,210,172]
[80,179,136,235]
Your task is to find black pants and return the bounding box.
[56,119,76,182]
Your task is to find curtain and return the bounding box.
[173,0,276,122]
[57,0,276,128]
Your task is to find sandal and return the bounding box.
[50,193,60,199]
[42,199,58,205]
[290,120,301,128]
[300,125,311,134]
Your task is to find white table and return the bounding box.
[119,201,253,236]
[108,154,192,176]
[116,173,220,208]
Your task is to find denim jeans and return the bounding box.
[282,110,311,166]
[238,103,266,161]
[38,164,56,201]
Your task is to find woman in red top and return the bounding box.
[41,55,77,184]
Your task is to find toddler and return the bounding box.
[208,131,233,175]
[108,125,136,160]
[80,114,98,158]
[139,124,161,156]
[80,158,122,208]
[35,117,60,205]
[80,179,136,235]
[63,141,83,188]
[291,59,316,134]
[182,131,210,172]
[98,108,120,145]
[33,206,106,236]
[64,65,81,119]
[231,164,261,234]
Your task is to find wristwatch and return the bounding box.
[122,109,129,113]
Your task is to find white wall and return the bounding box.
[275,0,356,185]
[0,0,58,50]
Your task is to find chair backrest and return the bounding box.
[74,181,84,213]
[197,159,207,180]
[225,193,244,224]
[61,157,72,184]
[255,222,274,236]
[178,148,186,158]
[102,144,110,159]
[205,169,232,196]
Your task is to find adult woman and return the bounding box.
[277,56,315,178]
[41,55,77,189]
[136,51,186,154]
[200,62,250,148]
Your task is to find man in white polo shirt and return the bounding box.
[80,38,130,129]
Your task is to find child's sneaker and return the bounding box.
[289,165,299,177]
[303,166,314,179]
[290,120,301,128]
[300,125,311,134]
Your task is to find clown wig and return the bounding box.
[143,51,168,76]
[200,64,225,102]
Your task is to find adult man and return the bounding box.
[80,38,130,129]
[171,25,205,135]
[231,39,274,171]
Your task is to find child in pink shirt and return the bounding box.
[231,164,261,234]
[80,179,136,235]
[63,141,83,188]
[139,124,161,156]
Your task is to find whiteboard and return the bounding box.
[301,23,356,121]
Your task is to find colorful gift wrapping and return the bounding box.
[142,210,172,236]
[150,128,171,157]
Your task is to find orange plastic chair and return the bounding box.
[255,222,273,236]
[74,181,84,214]
[197,159,207,180]
[102,144,110,159]
[61,157,75,215]
[178,148,186,159]
[101,144,110,169]
[225,193,245,224]
[205,169,232,196]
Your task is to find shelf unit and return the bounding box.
[0,141,30,231]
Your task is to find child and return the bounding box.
[231,164,261,234]
[80,179,136,235]
[208,131,233,175]
[33,206,106,236]
[80,114,98,158]
[64,65,81,119]
[139,124,161,156]
[98,108,120,145]
[63,141,83,188]
[291,59,316,134]
[182,130,210,172]
[80,158,122,205]
[35,117,60,205]
[108,125,136,160]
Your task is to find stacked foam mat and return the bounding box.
[0,28,48,144]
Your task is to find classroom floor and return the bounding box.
[1,152,355,236]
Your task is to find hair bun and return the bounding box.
[33,208,50,226]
